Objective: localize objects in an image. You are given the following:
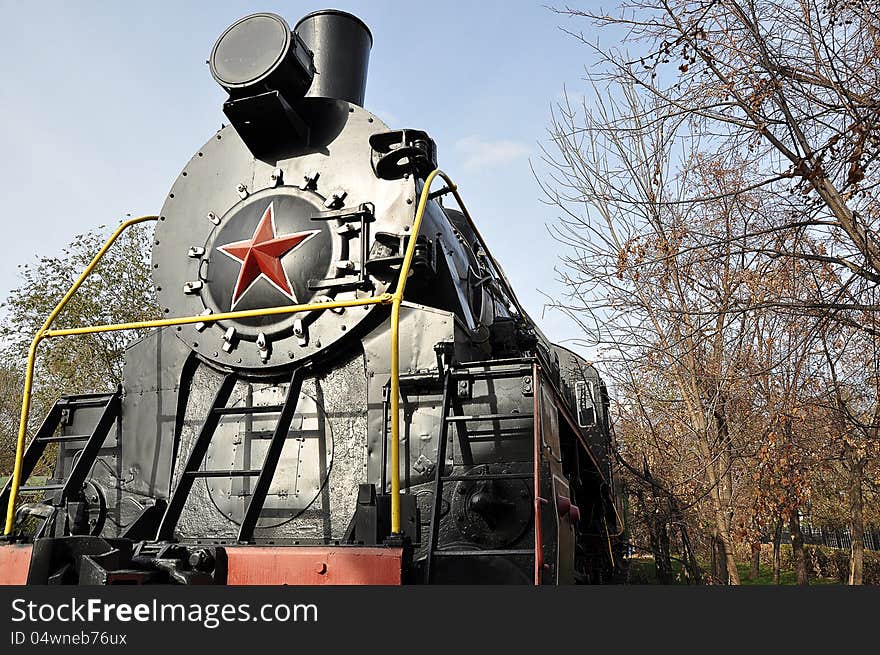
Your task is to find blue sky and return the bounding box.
[0,1,605,356]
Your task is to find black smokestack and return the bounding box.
[294,9,372,107]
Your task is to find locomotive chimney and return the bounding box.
[294,9,372,107]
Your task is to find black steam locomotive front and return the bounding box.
[0,9,623,585]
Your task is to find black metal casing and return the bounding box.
[295,10,372,106]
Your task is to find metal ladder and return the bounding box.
[0,391,120,531]
[422,362,536,583]
[156,367,307,543]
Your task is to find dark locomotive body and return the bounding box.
[0,9,623,585]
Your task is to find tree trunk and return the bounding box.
[679,524,702,584]
[711,403,741,585]
[789,510,809,585]
[635,487,671,584]
[847,453,865,585]
[657,510,672,582]
[712,512,741,584]
[708,533,718,583]
[749,541,761,581]
[772,517,783,585]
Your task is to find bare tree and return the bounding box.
[542,0,880,584]
[555,0,880,309]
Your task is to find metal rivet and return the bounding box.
[301,171,320,190]
[194,308,212,332]
[257,332,270,363]
[293,319,308,346]
[183,280,203,294]
[222,326,238,353]
[315,295,344,314]
[324,189,347,209]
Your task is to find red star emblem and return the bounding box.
[217,201,319,309]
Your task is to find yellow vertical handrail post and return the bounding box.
[388,169,469,535]
[4,215,159,535]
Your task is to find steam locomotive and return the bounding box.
[0,9,622,585]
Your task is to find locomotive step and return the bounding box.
[451,366,534,380]
[247,429,319,440]
[37,434,91,443]
[213,404,285,416]
[432,549,534,557]
[440,472,532,482]
[19,484,64,492]
[446,412,534,422]
[57,396,116,409]
[466,434,532,443]
[184,469,262,478]
[457,357,535,368]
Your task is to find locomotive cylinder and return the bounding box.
[294,9,372,106]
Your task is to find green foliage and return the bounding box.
[0,223,161,471]
[0,366,24,470]
[626,557,689,584]
[803,545,880,585]
[754,543,880,585]
[629,548,880,585]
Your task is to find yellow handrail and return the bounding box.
[43,295,393,338]
[4,170,473,538]
[4,215,159,534]
[388,170,475,532]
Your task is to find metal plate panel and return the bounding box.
[0,544,32,585]
[362,304,455,489]
[225,546,401,585]
[204,387,334,526]
[173,351,367,542]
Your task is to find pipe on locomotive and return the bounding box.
[295,10,372,106]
